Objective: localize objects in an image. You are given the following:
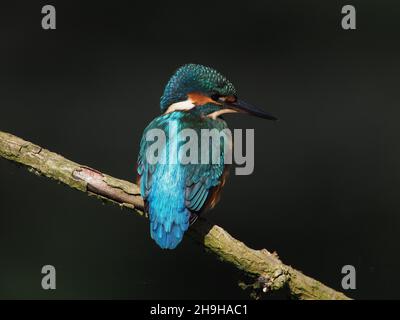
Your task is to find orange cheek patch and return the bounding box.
[188,92,222,106]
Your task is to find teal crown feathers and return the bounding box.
[160,64,237,113]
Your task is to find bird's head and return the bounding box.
[160,64,277,121]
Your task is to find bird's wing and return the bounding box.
[184,160,227,213]
[137,113,230,248]
[136,116,167,200]
[183,119,230,214]
[137,113,229,213]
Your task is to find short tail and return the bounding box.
[149,206,190,249]
[145,163,190,249]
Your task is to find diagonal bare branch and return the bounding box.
[0,130,350,300]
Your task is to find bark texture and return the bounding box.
[0,131,350,300]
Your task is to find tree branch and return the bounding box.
[0,131,350,300]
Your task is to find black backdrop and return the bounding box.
[0,0,399,299]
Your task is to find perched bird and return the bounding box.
[137,64,277,249]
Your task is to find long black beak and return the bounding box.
[223,99,278,121]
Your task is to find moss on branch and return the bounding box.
[0,130,350,300]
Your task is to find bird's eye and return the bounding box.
[215,95,237,103]
[211,93,221,101]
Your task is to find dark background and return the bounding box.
[0,0,399,299]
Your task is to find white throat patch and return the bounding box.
[164,99,195,114]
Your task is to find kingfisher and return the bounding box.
[137,64,277,249]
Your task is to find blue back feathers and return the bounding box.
[138,64,234,249]
[137,111,227,249]
[148,163,189,249]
